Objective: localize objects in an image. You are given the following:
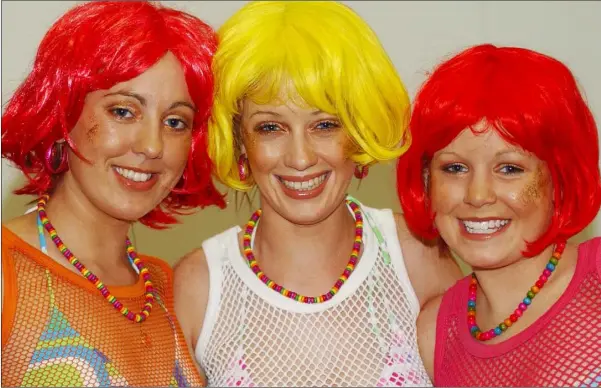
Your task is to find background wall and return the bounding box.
[2,1,600,265]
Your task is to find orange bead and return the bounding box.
[531,286,540,294]
[504,319,513,327]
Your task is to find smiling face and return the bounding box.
[239,91,357,225]
[63,52,195,222]
[429,124,554,268]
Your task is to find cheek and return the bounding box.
[69,115,128,164]
[164,135,192,172]
[245,134,283,172]
[430,173,464,214]
[313,133,352,166]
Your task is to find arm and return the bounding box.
[416,295,443,381]
[394,213,462,308]
[173,248,210,377]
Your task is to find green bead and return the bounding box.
[499,323,507,331]
[468,306,476,312]
[527,291,535,299]
[550,258,558,266]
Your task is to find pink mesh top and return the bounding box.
[434,237,601,387]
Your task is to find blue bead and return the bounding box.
[468,300,476,308]
[494,327,502,335]
[546,263,556,271]
[470,326,479,333]
[523,297,532,305]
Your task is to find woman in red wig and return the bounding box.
[1,1,224,386]
[397,44,601,386]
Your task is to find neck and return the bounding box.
[43,174,133,270]
[251,197,357,294]
[473,241,577,325]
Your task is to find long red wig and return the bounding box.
[1,1,226,229]
[397,44,601,256]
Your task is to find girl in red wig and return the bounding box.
[397,44,601,386]
[1,1,224,386]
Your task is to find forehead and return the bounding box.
[438,127,525,157]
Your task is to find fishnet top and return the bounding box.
[435,237,601,387]
[196,203,431,387]
[1,226,205,387]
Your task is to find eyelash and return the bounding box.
[498,164,524,175]
[110,107,135,120]
[442,163,468,174]
[110,107,189,131]
[441,163,525,175]
[255,120,341,133]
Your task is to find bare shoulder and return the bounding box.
[4,212,38,246]
[417,294,444,381]
[173,247,210,351]
[393,213,462,308]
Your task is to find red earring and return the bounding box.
[44,140,68,174]
[354,165,369,179]
[238,153,249,181]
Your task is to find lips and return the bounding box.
[112,166,159,192]
[276,171,330,200]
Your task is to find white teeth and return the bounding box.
[115,167,152,182]
[280,173,327,191]
[462,219,509,235]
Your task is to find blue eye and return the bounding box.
[315,120,340,131]
[443,163,468,174]
[257,123,281,133]
[165,117,188,131]
[499,165,524,175]
[111,107,134,119]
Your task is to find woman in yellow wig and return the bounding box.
[175,2,461,386]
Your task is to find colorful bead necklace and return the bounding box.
[36,194,154,323]
[467,241,566,341]
[242,199,363,304]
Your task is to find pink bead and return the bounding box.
[540,275,548,283]
[519,303,527,311]
[543,269,552,277]
[514,308,523,317]
[468,294,476,300]
[353,242,361,250]
[127,311,134,320]
[115,301,123,309]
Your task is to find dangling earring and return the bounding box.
[238,153,249,181]
[354,165,369,179]
[44,139,68,174]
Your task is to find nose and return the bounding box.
[132,120,163,159]
[284,131,318,171]
[464,171,496,207]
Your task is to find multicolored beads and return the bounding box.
[243,199,363,304]
[468,241,566,341]
[37,194,153,323]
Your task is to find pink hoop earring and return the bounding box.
[354,165,369,179]
[44,140,68,174]
[238,153,249,181]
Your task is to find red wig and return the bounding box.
[1,1,226,229]
[397,44,601,256]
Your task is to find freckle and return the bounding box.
[520,167,547,205]
[86,122,99,143]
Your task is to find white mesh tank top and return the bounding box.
[196,200,431,387]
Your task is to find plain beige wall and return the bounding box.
[2,1,600,265]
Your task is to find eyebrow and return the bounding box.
[104,91,147,106]
[249,110,282,118]
[168,101,197,112]
[103,91,196,112]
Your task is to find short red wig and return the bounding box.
[1,1,226,228]
[397,44,601,256]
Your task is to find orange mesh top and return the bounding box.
[1,225,205,387]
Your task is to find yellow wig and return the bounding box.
[209,1,411,191]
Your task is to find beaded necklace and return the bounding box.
[36,194,154,323]
[242,198,363,304]
[468,241,566,341]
